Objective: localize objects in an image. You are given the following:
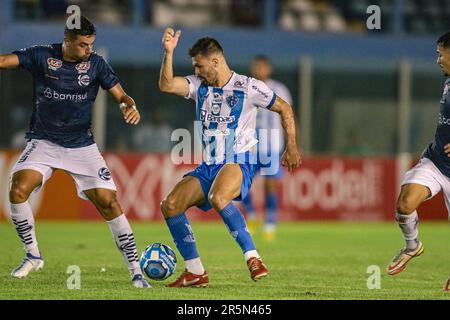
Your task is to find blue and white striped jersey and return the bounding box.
[185,71,276,164]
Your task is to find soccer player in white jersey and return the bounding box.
[242,55,294,241]
[387,32,450,289]
[0,16,150,288]
[158,27,301,287]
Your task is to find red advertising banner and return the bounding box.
[0,150,447,221]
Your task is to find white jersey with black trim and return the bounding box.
[256,79,293,155]
[185,71,276,164]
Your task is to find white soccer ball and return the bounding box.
[139,243,177,280]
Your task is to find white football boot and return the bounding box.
[11,253,44,278]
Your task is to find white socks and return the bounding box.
[244,250,260,261]
[185,257,205,275]
[107,214,141,276]
[10,201,41,257]
[396,211,420,250]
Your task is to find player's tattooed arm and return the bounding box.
[108,83,141,125]
[0,54,20,69]
[270,96,302,172]
[159,27,189,97]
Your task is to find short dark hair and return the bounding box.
[437,32,450,48]
[189,37,223,57]
[64,16,96,39]
[252,55,272,65]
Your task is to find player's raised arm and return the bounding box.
[108,83,141,125]
[159,27,189,97]
[270,96,302,172]
[0,54,20,69]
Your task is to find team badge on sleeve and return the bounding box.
[47,58,62,71]
[98,167,112,181]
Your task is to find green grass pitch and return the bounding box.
[1,221,450,300]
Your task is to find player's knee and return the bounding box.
[208,191,228,211]
[396,197,417,215]
[9,183,31,203]
[160,196,179,217]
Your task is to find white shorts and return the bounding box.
[10,139,117,200]
[401,157,450,213]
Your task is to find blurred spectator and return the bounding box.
[15,0,40,20]
[341,127,371,156]
[41,0,69,20]
[131,109,174,153]
[15,0,131,24]
[279,0,346,32]
[151,0,230,28]
[230,0,264,27]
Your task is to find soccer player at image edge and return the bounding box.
[0,16,150,288]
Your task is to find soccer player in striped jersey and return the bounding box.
[0,16,149,288]
[158,28,301,287]
[242,55,294,241]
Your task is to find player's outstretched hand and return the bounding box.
[445,143,450,156]
[162,27,181,54]
[120,103,140,125]
[281,145,302,172]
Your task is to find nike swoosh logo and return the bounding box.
[183,278,201,286]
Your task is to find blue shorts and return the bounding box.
[184,162,256,212]
[254,152,284,179]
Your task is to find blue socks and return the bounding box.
[165,213,199,260]
[265,192,277,226]
[219,203,256,253]
[242,193,255,216]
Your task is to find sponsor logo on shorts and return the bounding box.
[98,167,112,181]
[47,58,63,71]
[18,140,38,163]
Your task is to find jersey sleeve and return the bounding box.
[249,78,277,109]
[12,45,42,73]
[96,55,120,90]
[184,75,202,100]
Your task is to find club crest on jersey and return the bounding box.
[75,61,90,73]
[226,95,239,109]
[47,58,62,71]
[98,167,111,181]
[78,74,90,87]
